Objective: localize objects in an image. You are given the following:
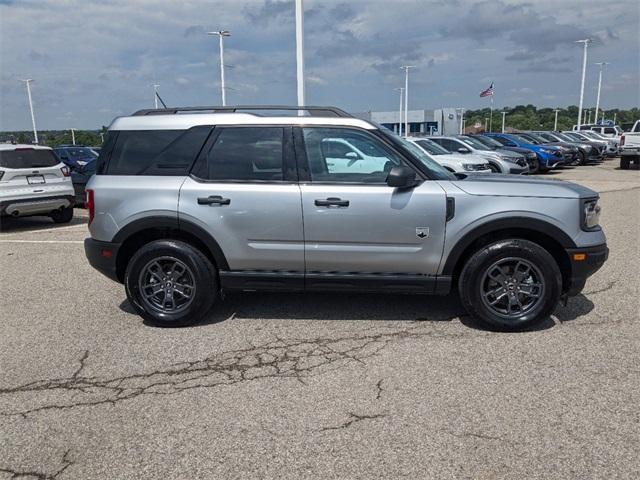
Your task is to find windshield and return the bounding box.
[554,132,575,142]
[525,133,549,144]
[415,138,450,155]
[539,132,559,142]
[377,129,454,180]
[516,133,541,144]
[456,136,492,151]
[470,135,501,149]
[563,132,585,141]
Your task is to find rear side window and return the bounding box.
[104,127,211,175]
[193,127,284,181]
[0,149,60,169]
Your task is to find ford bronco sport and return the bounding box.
[84,106,608,331]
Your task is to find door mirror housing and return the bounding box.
[386,166,417,188]
[344,151,360,160]
[457,147,471,154]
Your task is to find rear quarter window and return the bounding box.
[104,127,212,175]
[0,149,60,169]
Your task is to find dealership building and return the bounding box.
[354,108,462,136]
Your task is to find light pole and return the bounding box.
[400,66,415,136]
[501,110,507,133]
[594,61,609,124]
[394,87,404,135]
[207,30,231,106]
[553,109,561,131]
[457,108,465,134]
[575,38,592,131]
[484,117,489,132]
[613,112,617,125]
[70,128,76,146]
[153,84,160,109]
[295,0,305,112]
[587,109,592,124]
[19,79,38,144]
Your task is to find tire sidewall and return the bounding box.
[459,239,562,331]
[125,240,217,327]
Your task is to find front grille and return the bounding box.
[516,159,527,167]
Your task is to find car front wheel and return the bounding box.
[124,240,218,327]
[458,239,562,331]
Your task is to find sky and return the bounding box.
[1,0,638,130]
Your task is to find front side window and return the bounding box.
[193,127,284,182]
[302,127,403,183]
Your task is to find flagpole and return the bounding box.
[489,95,494,132]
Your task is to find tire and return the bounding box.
[50,206,74,223]
[458,239,562,331]
[488,163,501,173]
[577,151,586,166]
[620,157,630,169]
[124,239,218,327]
[528,158,540,174]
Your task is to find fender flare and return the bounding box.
[112,215,230,271]
[441,217,576,275]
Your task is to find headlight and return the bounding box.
[581,198,601,231]
[462,163,488,171]
[540,148,556,154]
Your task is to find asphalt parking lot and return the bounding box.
[1,160,638,479]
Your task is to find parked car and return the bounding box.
[468,134,540,173]
[53,145,99,170]
[561,131,608,157]
[576,130,619,157]
[572,124,623,137]
[84,105,608,331]
[71,157,96,205]
[533,131,602,164]
[428,135,529,174]
[483,133,565,171]
[407,137,491,173]
[0,144,75,223]
[516,132,580,166]
[619,120,640,169]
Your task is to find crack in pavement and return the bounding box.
[440,430,505,442]
[0,324,475,418]
[584,280,618,296]
[375,379,384,400]
[0,449,73,480]
[320,412,386,431]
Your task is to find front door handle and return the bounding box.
[198,195,231,206]
[314,197,349,207]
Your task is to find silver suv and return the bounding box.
[85,106,608,331]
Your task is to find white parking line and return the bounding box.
[1,223,88,235]
[0,240,84,244]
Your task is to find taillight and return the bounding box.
[60,166,70,177]
[86,189,95,225]
[620,135,625,146]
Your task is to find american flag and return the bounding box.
[480,82,494,97]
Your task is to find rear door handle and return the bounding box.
[314,197,349,207]
[198,195,231,206]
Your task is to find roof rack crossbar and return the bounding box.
[132,105,353,118]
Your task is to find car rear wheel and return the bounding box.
[458,239,561,331]
[620,157,631,169]
[125,239,218,327]
[528,158,540,174]
[50,206,74,223]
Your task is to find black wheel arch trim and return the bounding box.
[112,215,230,271]
[441,217,577,276]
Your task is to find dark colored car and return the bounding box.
[54,146,98,170]
[517,132,581,166]
[534,131,603,164]
[484,133,565,171]
[469,134,540,173]
[70,158,96,205]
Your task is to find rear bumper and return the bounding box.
[84,238,121,282]
[565,243,609,296]
[0,194,75,217]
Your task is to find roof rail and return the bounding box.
[131,105,353,118]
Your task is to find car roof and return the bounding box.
[0,144,52,151]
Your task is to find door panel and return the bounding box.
[179,178,304,271]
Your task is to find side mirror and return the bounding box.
[457,147,471,154]
[345,151,360,160]
[386,166,417,188]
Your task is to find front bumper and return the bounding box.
[85,238,121,282]
[565,243,609,296]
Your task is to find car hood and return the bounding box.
[440,153,487,165]
[450,174,598,199]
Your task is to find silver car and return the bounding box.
[84,105,607,331]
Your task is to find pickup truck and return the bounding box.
[619,120,640,169]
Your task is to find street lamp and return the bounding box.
[553,109,561,131]
[295,0,305,113]
[19,79,38,144]
[484,117,489,132]
[207,30,231,106]
[153,84,160,109]
[70,128,76,146]
[394,87,404,135]
[400,65,415,136]
[594,62,609,124]
[575,38,592,130]
[457,108,465,134]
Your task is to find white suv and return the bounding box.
[0,144,75,223]
[407,137,491,173]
